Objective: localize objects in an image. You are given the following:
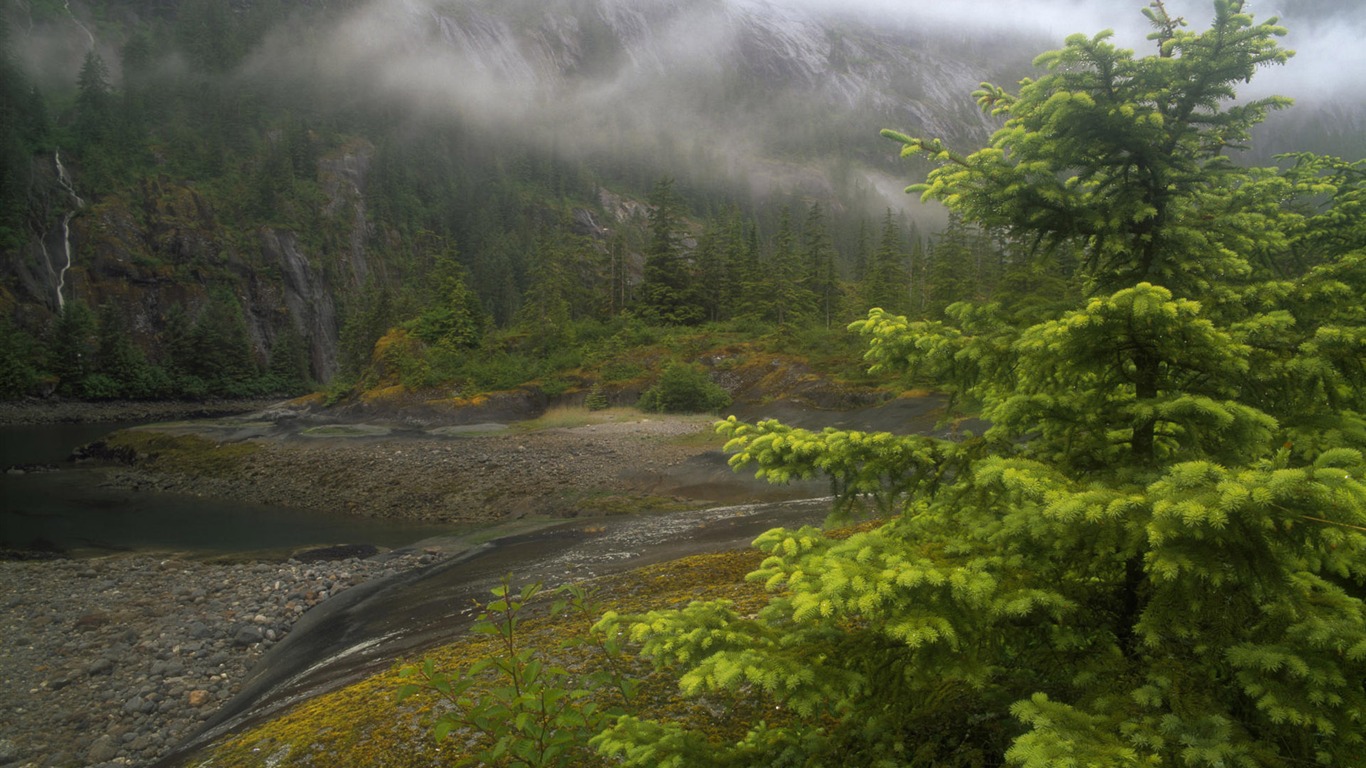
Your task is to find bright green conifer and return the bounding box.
[595,3,1366,765]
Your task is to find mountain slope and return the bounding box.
[1,0,1361,395]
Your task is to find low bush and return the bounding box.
[636,362,731,414]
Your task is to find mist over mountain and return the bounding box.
[12,0,1363,199]
[2,0,1362,394]
[230,0,1029,213]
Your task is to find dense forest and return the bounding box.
[0,0,1046,405]
[2,0,1361,409]
[2,0,1365,765]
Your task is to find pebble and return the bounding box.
[0,550,449,767]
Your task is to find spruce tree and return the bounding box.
[638,178,702,325]
[756,207,813,327]
[410,243,486,351]
[74,51,111,138]
[515,230,575,351]
[861,209,911,315]
[803,203,841,328]
[47,301,96,396]
[594,4,1366,766]
[693,224,728,324]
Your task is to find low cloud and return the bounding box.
[782,0,1366,103]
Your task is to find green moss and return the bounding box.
[298,424,393,438]
[191,549,776,768]
[106,429,260,477]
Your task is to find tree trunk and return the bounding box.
[1132,348,1159,465]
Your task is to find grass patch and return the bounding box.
[511,406,645,432]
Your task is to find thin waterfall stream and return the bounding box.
[53,149,83,311]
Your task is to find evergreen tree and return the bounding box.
[0,16,47,248]
[851,217,873,281]
[751,207,813,326]
[46,300,97,396]
[74,51,112,138]
[861,209,910,314]
[339,281,398,376]
[605,231,631,317]
[409,240,487,350]
[692,224,728,324]
[0,317,42,398]
[515,229,575,350]
[637,178,702,325]
[189,293,259,391]
[720,209,758,322]
[923,214,998,315]
[803,203,841,328]
[595,4,1366,766]
[72,49,122,189]
[94,303,155,398]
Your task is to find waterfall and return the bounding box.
[64,0,96,50]
[53,150,84,311]
[55,0,92,310]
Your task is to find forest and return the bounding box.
[0,0,1037,406]
[2,0,1365,763]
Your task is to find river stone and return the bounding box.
[292,543,379,561]
[86,735,118,763]
[187,689,211,707]
[232,626,263,647]
[87,658,114,676]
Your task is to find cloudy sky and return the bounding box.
[785,0,1366,101]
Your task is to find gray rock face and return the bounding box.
[259,228,341,382]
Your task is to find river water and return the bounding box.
[0,423,456,556]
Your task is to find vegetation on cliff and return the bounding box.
[0,0,1074,404]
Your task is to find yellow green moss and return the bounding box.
[106,430,259,477]
[192,549,777,768]
[361,384,408,404]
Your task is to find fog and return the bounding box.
[790,0,1366,101]
[11,0,1362,215]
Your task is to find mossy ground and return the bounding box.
[105,429,260,476]
[189,549,783,768]
[192,517,891,768]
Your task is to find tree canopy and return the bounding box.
[594,2,1366,765]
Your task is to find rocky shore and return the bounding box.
[0,403,863,768]
[0,550,451,768]
[96,415,745,523]
[0,410,768,768]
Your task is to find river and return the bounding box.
[0,422,457,557]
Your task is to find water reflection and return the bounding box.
[0,422,456,556]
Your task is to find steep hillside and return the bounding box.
[1,0,1361,399]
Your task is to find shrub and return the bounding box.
[585,383,610,411]
[637,362,731,414]
[396,579,637,767]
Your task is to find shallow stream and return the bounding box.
[0,422,457,557]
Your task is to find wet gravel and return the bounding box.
[0,551,451,768]
[97,417,722,523]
